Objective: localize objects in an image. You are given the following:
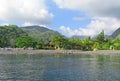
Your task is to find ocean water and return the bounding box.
[0,54,120,81]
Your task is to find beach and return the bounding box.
[0,48,120,55]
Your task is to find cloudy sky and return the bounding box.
[0,0,120,37]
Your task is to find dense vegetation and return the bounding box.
[21,25,61,42]
[0,25,120,51]
[49,31,120,50]
[0,25,27,47]
[15,36,35,48]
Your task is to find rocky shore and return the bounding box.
[0,48,120,55]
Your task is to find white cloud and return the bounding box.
[0,23,9,26]
[60,26,76,36]
[23,22,48,28]
[0,0,54,25]
[53,0,87,10]
[55,0,120,36]
[53,0,120,19]
[86,17,120,35]
[60,26,96,37]
[60,17,120,37]
[23,22,34,26]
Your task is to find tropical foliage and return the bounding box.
[49,31,120,50]
[0,25,120,51]
[0,25,27,47]
[15,36,35,48]
[50,35,68,50]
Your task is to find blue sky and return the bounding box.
[0,0,120,37]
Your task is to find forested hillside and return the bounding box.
[0,25,120,50]
[0,25,27,47]
[0,25,61,49]
[21,25,61,41]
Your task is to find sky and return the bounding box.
[0,0,120,37]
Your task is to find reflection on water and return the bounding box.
[0,54,120,81]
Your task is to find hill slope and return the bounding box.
[111,27,120,38]
[0,25,27,47]
[21,25,61,42]
[0,25,27,39]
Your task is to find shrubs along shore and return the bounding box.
[0,48,120,55]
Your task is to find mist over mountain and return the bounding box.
[71,35,89,39]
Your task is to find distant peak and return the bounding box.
[111,27,120,38]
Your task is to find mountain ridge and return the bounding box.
[21,25,61,42]
[111,27,120,38]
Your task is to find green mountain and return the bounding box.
[111,27,120,38]
[0,25,27,47]
[0,25,27,39]
[21,25,61,42]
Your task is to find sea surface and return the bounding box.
[0,54,120,81]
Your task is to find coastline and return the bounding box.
[0,49,120,55]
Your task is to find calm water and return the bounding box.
[0,54,120,81]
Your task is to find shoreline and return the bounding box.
[0,49,120,55]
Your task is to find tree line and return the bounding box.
[1,30,120,50]
[0,25,120,51]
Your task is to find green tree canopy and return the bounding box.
[0,35,8,47]
[15,36,35,48]
[113,38,120,50]
[95,30,105,43]
[82,37,93,51]
[0,25,27,47]
[35,38,45,49]
[69,38,82,50]
[50,35,68,50]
